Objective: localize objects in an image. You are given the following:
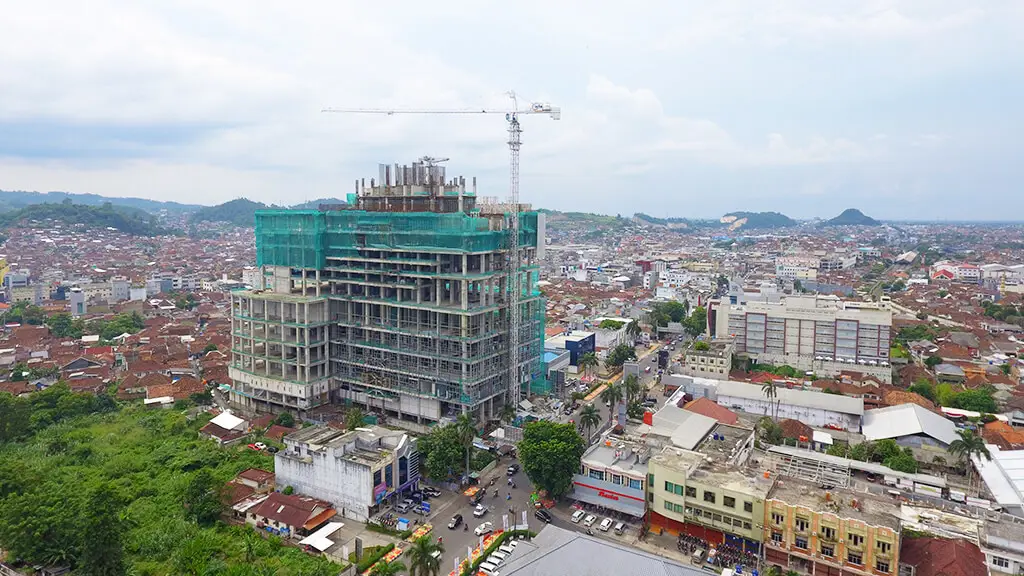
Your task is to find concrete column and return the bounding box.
[462,280,469,311]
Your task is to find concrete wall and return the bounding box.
[717,392,861,431]
[274,453,374,522]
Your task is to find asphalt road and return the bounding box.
[428,459,549,569]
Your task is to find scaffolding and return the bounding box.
[247,205,546,421]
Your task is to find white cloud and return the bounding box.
[0,0,1018,219]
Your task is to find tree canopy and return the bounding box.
[518,421,585,498]
[604,343,636,368]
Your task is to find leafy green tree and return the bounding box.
[519,421,585,498]
[45,312,82,338]
[182,470,223,526]
[578,404,601,443]
[908,379,935,402]
[0,392,31,443]
[203,343,219,353]
[417,424,463,481]
[924,355,943,368]
[598,319,625,330]
[345,407,366,431]
[604,343,637,368]
[949,429,991,484]
[873,439,901,462]
[275,412,295,428]
[1001,363,1012,376]
[952,389,997,413]
[78,484,126,576]
[0,482,81,564]
[684,306,708,337]
[693,341,710,352]
[883,447,918,473]
[849,441,875,462]
[624,319,641,340]
[406,535,444,576]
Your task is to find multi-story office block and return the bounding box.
[229,160,545,422]
[711,295,893,383]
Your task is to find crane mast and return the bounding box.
[323,93,559,410]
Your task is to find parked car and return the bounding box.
[534,508,552,523]
[488,551,507,565]
[583,514,597,527]
[498,541,518,555]
[507,463,520,475]
[246,443,260,451]
[473,504,488,518]
[571,510,586,524]
[422,486,442,498]
[448,514,463,529]
[395,499,414,513]
[599,517,613,532]
[267,446,279,453]
[254,442,267,450]
[644,366,651,373]
[614,521,626,535]
[475,522,494,536]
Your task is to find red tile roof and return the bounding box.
[898,536,985,576]
[265,425,296,441]
[778,419,813,440]
[682,397,739,425]
[251,491,332,531]
[237,468,275,483]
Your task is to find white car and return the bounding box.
[498,542,518,555]
[488,551,507,565]
[571,510,586,524]
[254,442,267,450]
[473,504,488,518]
[475,522,494,536]
[583,514,597,527]
[599,517,613,532]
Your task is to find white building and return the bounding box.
[274,425,419,522]
[68,287,87,317]
[710,294,893,383]
[715,379,864,430]
[110,276,130,302]
[982,264,1024,286]
[931,261,981,282]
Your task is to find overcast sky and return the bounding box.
[1,1,1021,220]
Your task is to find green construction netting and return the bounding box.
[256,209,539,270]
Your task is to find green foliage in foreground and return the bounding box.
[0,396,342,575]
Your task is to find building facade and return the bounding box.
[229,160,546,423]
[273,425,418,522]
[712,295,893,383]
[647,447,770,553]
[680,340,734,378]
[764,479,901,576]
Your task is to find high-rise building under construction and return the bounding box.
[228,159,546,424]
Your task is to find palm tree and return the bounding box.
[370,560,407,576]
[499,403,517,424]
[949,429,991,484]
[600,382,625,415]
[761,380,778,421]
[579,352,598,378]
[625,319,641,342]
[623,374,642,405]
[407,535,445,576]
[579,404,601,443]
[454,413,476,481]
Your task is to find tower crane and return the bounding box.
[322,92,561,407]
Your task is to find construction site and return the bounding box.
[229,158,547,424]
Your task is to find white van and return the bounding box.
[614,521,625,535]
[479,561,499,575]
[488,551,507,565]
[599,517,613,532]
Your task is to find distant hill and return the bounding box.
[0,189,201,215]
[0,201,174,236]
[823,208,881,227]
[190,198,270,227]
[290,197,348,210]
[721,211,796,230]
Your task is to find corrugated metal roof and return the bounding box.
[862,404,959,446]
[975,445,1024,508]
[498,525,707,576]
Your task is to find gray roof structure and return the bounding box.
[717,379,864,415]
[861,403,960,446]
[497,525,706,576]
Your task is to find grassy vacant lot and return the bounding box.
[0,391,342,576]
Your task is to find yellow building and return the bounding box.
[0,257,8,288]
[764,478,901,576]
[648,446,771,553]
